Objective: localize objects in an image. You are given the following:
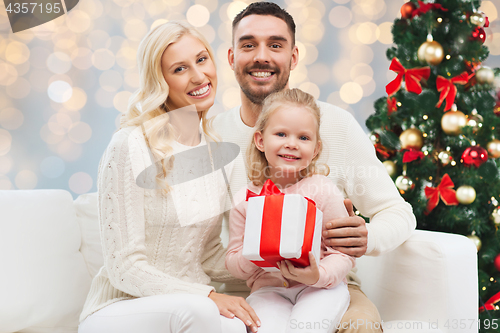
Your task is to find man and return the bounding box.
[213,2,416,332]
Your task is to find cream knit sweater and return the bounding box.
[213,101,417,285]
[80,126,238,322]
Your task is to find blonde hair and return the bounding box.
[120,21,218,192]
[247,88,329,186]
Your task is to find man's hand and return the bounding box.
[278,252,320,285]
[208,291,261,332]
[323,199,368,258]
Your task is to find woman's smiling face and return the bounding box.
[161,34,217,113]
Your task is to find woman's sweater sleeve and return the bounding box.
[98,129,214,297]
[225,187,262,280]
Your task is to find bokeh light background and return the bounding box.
[0,0,498,197]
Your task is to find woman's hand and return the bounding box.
[278,252,320,285]
[208,291,261,332]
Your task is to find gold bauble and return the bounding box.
[491,208,500,225]
[470,12,486,27]
[418,40,444,66]
[456,185,476,205]
[476,67,495,84]
[466,113,483,132]
[441,110,467,135]
[487,139,500,158]
[466,235,482,251]
[395,175,415,194]
[400,128,424,149]
[383,160,397,177]
[437,150,453,166]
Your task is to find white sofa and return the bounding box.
[0,190,478,333]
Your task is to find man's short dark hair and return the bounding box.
[232,2,296,46]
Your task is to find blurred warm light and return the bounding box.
[356,22,379,44]
[0,63,19,86]
[69,172,93,194]
[57,140,83,161]
[122,2,146,20]
[14,61,30,77]
[299,82,321,100]
[71,47,93,70]
[124,69,140,89]
[5,41,30,65]
[100,70,123,92]
[95,88,115,108]
[124,19,148,42]
[329,6,352,28]
[217,21,232,42]
[327,91,350,111]
[333,0,351,4]
[302,43,318,65]
[378,22,393,44]
[113,91,133,113]
[227,1,248,21]
[47,52,72,74]
[63,88,88,111]
[487,33,500,55]
[289,63,308,85]
[360,78,376,97]
[116,47,137,69]
[40,156,65,178]
[92,49,116,71]
[0,107,24,130]
[340,82,363,104]
[69,122,92,144]
[332,58,352,83]
[48,113,73,135]
[6,78,30,99]
[66,10,92,34]
[40,124,64,145]
[481,1,498,22]
[351,63,374,84]
[196,0,218,13]
[308,63,331,86]
[15,170,38,189]
[29,70,52,92]
[199,24,216,44]
[48,80,73,103]
[353,0,386,20]
[0,175,12,190]
[30,47,51,69]
[286,3,309,24]
[87,30,111,51]
[0,155,13,174]
[222,87,241,109]
[187,5,211,27]
[301,23,324,43]
[79,0,104,19]
[0,129,12,156]
[151,19,169,31]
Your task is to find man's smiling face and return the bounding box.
[229,14,298,105]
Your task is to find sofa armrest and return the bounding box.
[356,229,478,333]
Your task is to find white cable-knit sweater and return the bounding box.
[80,126,239,322]
[213,102,417,285]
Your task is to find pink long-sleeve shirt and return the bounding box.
[225,174,355,293]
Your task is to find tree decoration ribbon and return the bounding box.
[411,1,448,18]
[424,173,459,213]
[436,72,471,111]
[402,149,425,163]
[386,58,431,96]
[479,291,500,312]
[387,97,398,114]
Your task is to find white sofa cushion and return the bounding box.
[0,190,91,333]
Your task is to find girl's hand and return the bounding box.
[278,252,320,285]
[208,291,261,332]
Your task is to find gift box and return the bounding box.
[242,179,323,272]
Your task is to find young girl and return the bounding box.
[225,88,355,333]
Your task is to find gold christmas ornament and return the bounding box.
[418,35,444,66]
[383,160,397,177]
[470,12,486,27]
[466,234,482,251]
[441,110,467,135]
[400,128,424,149]
[456,185,476,204]
[491,208,500,225]
[487,139,500,158]
[476,67,495,84]
[395,175,415,194]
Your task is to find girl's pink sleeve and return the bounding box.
[225,187,261,280]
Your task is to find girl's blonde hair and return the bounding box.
[120,21,218,192]
[247,88,329,186]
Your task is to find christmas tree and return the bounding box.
[365,0,500,329]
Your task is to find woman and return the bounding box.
[78,21,260,333]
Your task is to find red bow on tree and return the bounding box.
[411,0,448,18]
[424,174,459,214]
[436,72,471,111]
[479,291,500,312]
[386,58,431,96]
[402,149,425,163]
[387,97,398,114]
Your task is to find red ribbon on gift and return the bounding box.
[411,0,448,18]
[402,149,425,163]
[386,58,431,96]
[246,179,317,269]
[436,72,471,111]
[479,291,500,312]
[424,174,459,214]
[387,97,398,114]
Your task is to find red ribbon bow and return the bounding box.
[402,149,425,163]
[386,58,431,96]
[424,174,459,214]
[387,97,398,114]
[436,72,471,111]
[479,291,500,312]
[246,179,283,200]
[411,1,448,18]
